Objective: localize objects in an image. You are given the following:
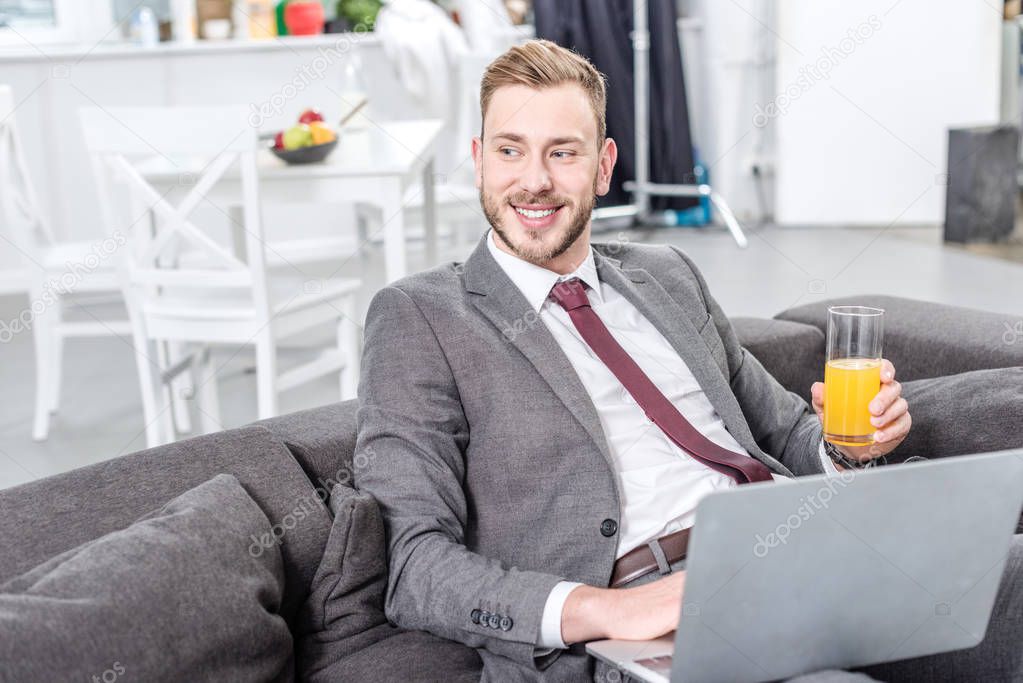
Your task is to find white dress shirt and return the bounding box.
[484,231,837,650]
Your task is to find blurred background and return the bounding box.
[1,0,1021,489]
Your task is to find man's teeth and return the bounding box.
[514,207,557,219]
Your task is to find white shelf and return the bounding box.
[0,32,380,63]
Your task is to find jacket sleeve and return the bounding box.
[669,247,826,476]
[353,285,566,668]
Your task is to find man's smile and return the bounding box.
[510,202,565,230]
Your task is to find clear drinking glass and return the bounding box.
[823,306,885,447]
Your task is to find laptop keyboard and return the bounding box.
[636,655,673,676]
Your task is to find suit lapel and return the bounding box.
[462,237,615,471]
[592,250,775,467]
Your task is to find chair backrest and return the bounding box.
[0,84,52,270]
[78,105,271,319]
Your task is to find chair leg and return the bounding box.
[254,331,279,419]
[339,295,361,400]
[195,347,222,435]
[166,341,194,435]
[48,307,63,414]
[31,304,52,442]
[125,304,169,448]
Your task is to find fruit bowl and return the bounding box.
[269,138,338,165]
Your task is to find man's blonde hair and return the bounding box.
[479,39,607,144]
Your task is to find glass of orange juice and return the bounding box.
[823,306,884,447]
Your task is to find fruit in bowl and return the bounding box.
[298,108,324,124]
[270,110,338,164]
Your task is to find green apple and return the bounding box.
[283,124,313,150]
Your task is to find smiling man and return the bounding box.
[352,40,1020,682]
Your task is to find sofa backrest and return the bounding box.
[0,424,334,629]
[778,295,1023,382]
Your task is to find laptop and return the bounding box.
[587,449,1023,683]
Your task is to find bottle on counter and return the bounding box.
[276,0,290,36]
[171,0,196,42]
[246,0,278,39]
[130,7,160,47]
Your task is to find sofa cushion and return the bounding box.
[731,317,826,397]
[296,484,393,678]
[0,474,293,682]
[295,484,483,682]
[0,425,332,631]
[777,295,1023,382]
[258,400,359,499]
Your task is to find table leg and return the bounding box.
[423,159,437,266]
[383,179,407,283]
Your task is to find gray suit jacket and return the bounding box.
[354,235,827,681]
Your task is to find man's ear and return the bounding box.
[595,137,618,197]
[471,136,484,190]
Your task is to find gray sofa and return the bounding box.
[1,296,1020,681]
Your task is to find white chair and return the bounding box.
[0,84,135,441]
[79,105,362,447]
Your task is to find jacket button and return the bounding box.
[478,610,490,626]
[470,609,481,624]
[600,518,618,537]
[487,613,501,629]
[499,616,513,631]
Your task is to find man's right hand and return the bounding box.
[560,571,686,645]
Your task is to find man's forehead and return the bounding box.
[484,83,596,141]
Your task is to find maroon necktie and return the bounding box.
[548,278,774,484]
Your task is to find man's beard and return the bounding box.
[479,178,596,266]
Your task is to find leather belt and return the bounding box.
[610,527,691,588]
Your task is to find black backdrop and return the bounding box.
[533,0,698,211]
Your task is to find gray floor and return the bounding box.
[2,221,1021,491]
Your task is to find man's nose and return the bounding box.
[518,156,553,195]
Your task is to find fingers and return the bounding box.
[810,382,824,417]
[880,358,896,382]
[869,380,902,416]
[871,396,908,429]
[874,410,911,444]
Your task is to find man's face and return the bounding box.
[472,83,617,272]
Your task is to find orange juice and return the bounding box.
[823,358,881,446]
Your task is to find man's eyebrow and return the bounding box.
[490,132,586,146]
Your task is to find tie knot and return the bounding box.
[548,278,590,311]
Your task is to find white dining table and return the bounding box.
[136,118,445,283]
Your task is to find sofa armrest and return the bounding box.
[731,317,826,398]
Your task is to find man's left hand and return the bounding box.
[810,358,911,464]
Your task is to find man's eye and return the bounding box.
[499,148,520,157]
[552,150,574,159]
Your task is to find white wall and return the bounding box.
[685,0,777,224]
[773,0,1002,225]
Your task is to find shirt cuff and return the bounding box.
[818,438,842,475]
[536,580,583,649]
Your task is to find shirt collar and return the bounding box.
[486,229,603,313]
